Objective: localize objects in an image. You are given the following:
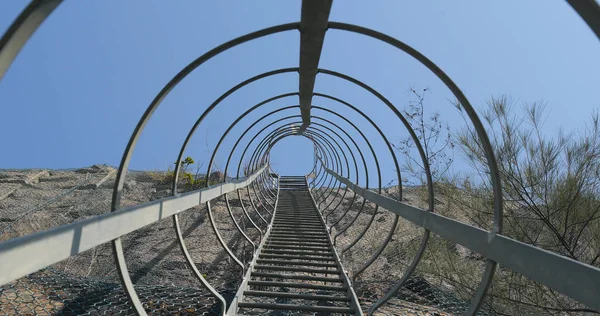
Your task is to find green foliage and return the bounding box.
[450,97,600,313]
[392,96,600,314]
[146,156,212,190]
[183,172,195,186]
[175,156,195,173]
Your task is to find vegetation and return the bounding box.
[146,156,224,191]
[395,94,600,314]
[393,87,454,186]
[453,97,600,314]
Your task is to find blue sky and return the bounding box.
[1,1,599,186]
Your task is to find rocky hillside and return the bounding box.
[0,166,477,315]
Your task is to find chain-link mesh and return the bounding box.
[482,266,597,315]
[3,167,598,315]
[313,184,491,316]
[0,167,246,315]
[0,268,218,315]
[0,167,114,241]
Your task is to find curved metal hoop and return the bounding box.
[108,24,299,315]
[5,3,600,315]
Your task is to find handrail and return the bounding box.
[225,174,280,315]
[320,163,600,312]
[0,164,268,287]
[3,1,600,314]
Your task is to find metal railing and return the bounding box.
[317,157,600,314]
[1,0,600,315]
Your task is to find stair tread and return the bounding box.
[230,178,361,315]
[247,280,346,291]
[237,302,354,313]
[255,259,337,267]
[253,265,340,274]
[243,290,350,301]
[251,272,343,282]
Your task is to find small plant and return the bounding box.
[183,172,195,186]
[175,156,195,174]
[393,87,454,187]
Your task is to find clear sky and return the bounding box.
[1,1,599,186]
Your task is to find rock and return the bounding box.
[93,169,116,188]
[0,170,49,185]
[0,185,18,201]
[209,171,224,183]
[75,165,105,174]
[124,180,137,191]
[404,277,436,301]
[25,170,49,184]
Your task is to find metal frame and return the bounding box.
[306,175,364,316]
[0,165,267,287]
[298,0,332,130]
[0,0,62,81]
[321,163,600,312]
[225,175,281,315]
[107,25,298,315]
[2,1,600,315]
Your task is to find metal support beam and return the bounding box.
[0,164,267,287]
[321,163,600,312]
[0,0,62,81]
[297,0,332,132]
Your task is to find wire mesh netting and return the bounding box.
[3,164,598,315]
[0,167,254,315]
[0,268,218,315]
[0,166,115,242]
[314,184,492,316]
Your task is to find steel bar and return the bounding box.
[298,0,332,130]
[322,164,600,312]
[0,164,267,287]
[247,280,345,291]
[237,302,353,314]
[568,0,600,40]
[225,175,280,315]
[109,23,298,315]
[323,23,502,314]
[0,0,62,81]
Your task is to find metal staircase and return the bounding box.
[228,176,362,315]
[3,2,600,315]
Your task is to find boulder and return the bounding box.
[209,171,224,183]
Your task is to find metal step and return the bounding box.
[246,280,347,291]
[253,265,340,274]
[269,231,326,236]
[261,249,334,257]
[255,259,338,268]
[272,221,321,224]
[267,237,329,244]
[250,272,343,282]
[265,242,330,248]
[273,219,322,222]
[270,226,323,231]
[237,302,354,314]
[271,227,323,231]
[264,245,331,252]
[268,234,328,239]
[264,242,329,248]
[259,253,336,261]
[265,241,330,247]
[243,290,350,301]
[229,176,361,315]
[270,223,322,227]
[273,218,322,222]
